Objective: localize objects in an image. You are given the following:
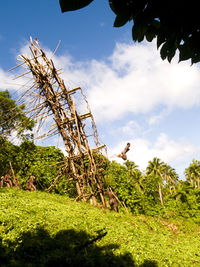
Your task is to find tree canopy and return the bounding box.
[59,0,200,64]
[0,90,34,139]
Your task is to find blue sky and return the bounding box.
[1,1,200,179]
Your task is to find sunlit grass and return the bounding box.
[1,188,200,266]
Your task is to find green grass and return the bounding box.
[1,188,200,266]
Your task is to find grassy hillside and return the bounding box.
[0,188,200,266]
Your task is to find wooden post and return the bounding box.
[9,161,15,179]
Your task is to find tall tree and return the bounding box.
[60,0,200,64]
[0,90,34,139]
[185,160,200,189]
[124,160,144,193]
[162,163,179,194]
[146,157,165,205]
[0,137,18,177]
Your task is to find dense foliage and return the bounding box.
[59,0,200,64]
[104,158,200,224]
[0,139,76,195]
[0,90,34,139]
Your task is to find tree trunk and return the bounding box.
[158,182,163,206]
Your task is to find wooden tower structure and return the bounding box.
[11,38,107,207]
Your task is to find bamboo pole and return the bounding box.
[9,161,15,179]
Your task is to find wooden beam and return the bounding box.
[91,144,106,152]
[67,87,81,94]
[79,112,91,120]
[67,112,91,123]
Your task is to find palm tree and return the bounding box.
[162,163,179,194]
[185,160,200,189]
[124,160,144,193]
[146,157,165,205]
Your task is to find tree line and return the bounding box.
[104,158,200,222]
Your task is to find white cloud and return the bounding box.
[148,108,170,125]
[153,133,199,163]
[108,133,200,176]
[48,41,200,123]
[99,22,105,27]
[0,69,17,90]
[121,120,141,137]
